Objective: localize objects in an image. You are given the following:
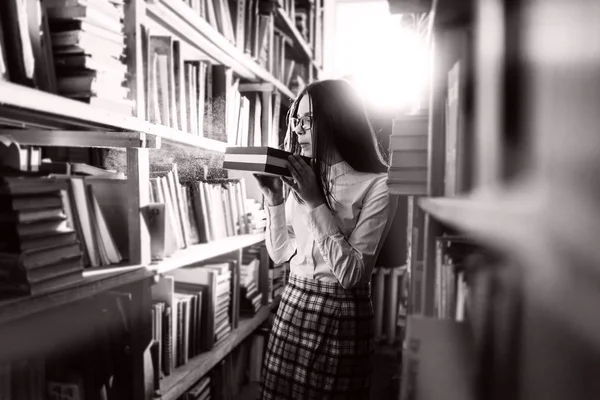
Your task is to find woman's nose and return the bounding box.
[292,123,305,135]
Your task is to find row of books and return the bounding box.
[371,266,408,345]
[267,262,287,304]
[0,0,132,113]
[0,291,134,400]
[0,0,309,124]
[141,29,284,146]
[434,236,480,321]
[176,0,307,88]
[151,262,234,378]
[240,258,263,316]
[387,114,429,195]
[180,331,264,400]
[148,249,268,388]
[148,163,265,259]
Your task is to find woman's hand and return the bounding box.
[253,174,284,206]
[283,154,326,209]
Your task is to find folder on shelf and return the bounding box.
[223,146,311,177]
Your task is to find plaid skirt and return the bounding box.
[260,274,374,400]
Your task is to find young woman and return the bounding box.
[255,79,393,399]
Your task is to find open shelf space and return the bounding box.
[147,0,295,100]
[155,306,270,400]
[150,233,266,274]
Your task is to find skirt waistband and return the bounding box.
[288,274,371,298]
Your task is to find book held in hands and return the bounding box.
[223,146,311,177]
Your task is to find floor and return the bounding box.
[234,343,402,400]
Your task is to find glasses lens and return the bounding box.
[300,116,312,130]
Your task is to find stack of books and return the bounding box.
[269,262,286,303]
[183,374,211,400]
[223,146,311,177]
[0,176,84,296]
[387,114,429,195]
[168,264,232,351]
[239,258,262,316]
[47,0,133,114]
[203,264,233,345]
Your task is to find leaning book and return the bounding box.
[223,147,311,177]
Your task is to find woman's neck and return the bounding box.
[327,149,343,165]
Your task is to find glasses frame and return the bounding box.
[289,115,313,130]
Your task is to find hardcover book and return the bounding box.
[223,146,311,177]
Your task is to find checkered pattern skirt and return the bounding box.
[260,274,374,399]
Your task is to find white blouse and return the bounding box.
[265,161,392,289]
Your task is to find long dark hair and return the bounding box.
[285,79,388,209]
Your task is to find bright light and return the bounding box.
[332,1,429,112]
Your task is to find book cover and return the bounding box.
[223,146,311,177]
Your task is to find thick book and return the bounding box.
[223,146,311,177]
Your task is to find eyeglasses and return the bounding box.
[289,115,313,130]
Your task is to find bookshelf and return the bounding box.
[0,232,264,326]
[151,233,266,274]
[0,0,323,396]
[155,305,270,400]
[0,268,154,326]
[399,0,600,399]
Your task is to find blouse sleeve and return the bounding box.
[305,176,390,289]
[265,199,297,265]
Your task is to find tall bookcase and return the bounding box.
[399,0,600,399]
[0,0,322,398]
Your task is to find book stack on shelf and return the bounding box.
[371,266,407,345]
[48,0,132,114]
[148,162,256,257]
[239,257,262,316]
[434,236,480,321]
[387,114,429,195]
[48,167,125,268]
[181,374,211,400]
[268,261,287,303]
[0,290,135,399]
[244,197,267,234]
[0,176,84,296]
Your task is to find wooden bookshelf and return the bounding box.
[0,82,228,152]
[0,268,154,325]
[146,0,295,100]
[155,306,270,400]
[0,233,264,326]
[400,1,600,399]
[0,0,323,396]
[275,7,313,61]
[151,233,266,274]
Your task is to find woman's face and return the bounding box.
[291,95,313,158]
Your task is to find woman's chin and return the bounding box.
[300,149,312,158]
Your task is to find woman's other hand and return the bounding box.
[283,155,326,209]
[253,174,284,206]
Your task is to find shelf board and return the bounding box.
[274,7,313,61]
[149,0,295,100]
[0,82,231,152]
[419,180,540,250]
[0,129,157,148]
[0,267,154,325]
[155,306,271,400]
[150,233,266,274]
